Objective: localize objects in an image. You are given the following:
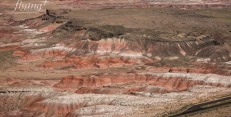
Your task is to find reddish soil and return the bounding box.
[54,73,228,94]
[0,1,231,117]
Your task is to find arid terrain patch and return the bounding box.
[0,0,231,117]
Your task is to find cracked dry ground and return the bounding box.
[0,2,231,117]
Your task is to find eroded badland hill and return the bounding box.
[0,0,231,117]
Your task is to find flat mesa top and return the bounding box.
[58,8,231,41]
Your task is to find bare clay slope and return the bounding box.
[14,8,231,63]
[0,2,231,117]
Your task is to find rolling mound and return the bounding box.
[0,2,231,117]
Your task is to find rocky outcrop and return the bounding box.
[1,1,231,117]
[2,85,231,117]
[54,73,231,94]
[0,87,54,114]
[196,46,230,62]
[38,55,147,69]
[15,94,137,117]
[11,9,231,63]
